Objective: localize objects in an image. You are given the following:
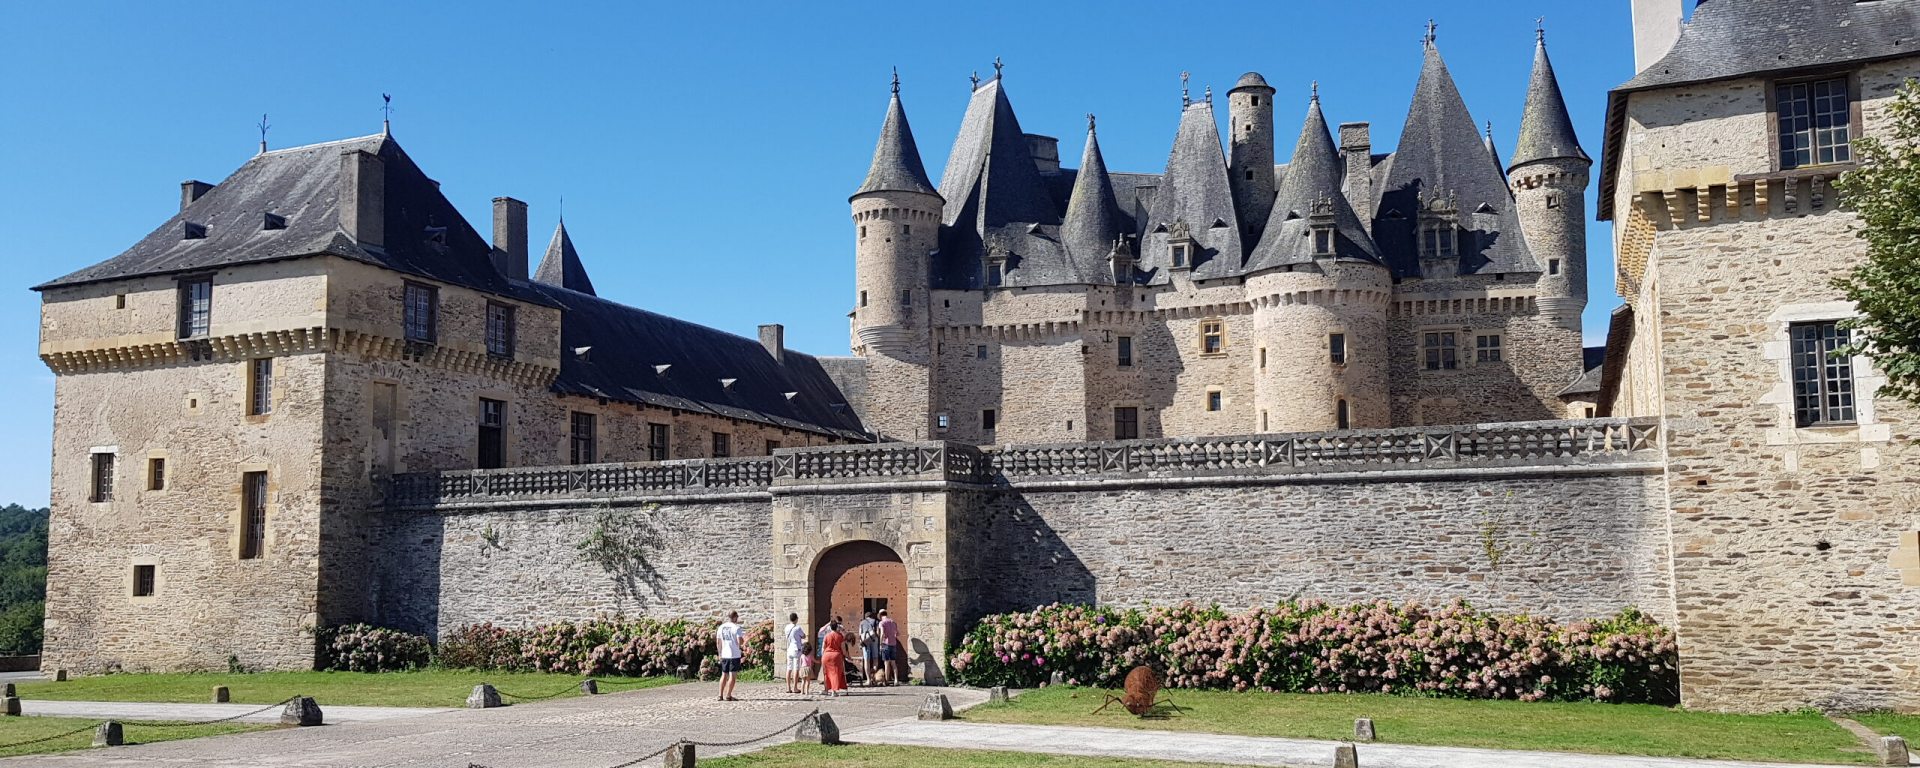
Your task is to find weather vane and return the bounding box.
[1180,71,1191,106]
[1087,113,1096,133]
[970,70,980,90]
[1536,17,1546,41]
[993,56,1003,79]
[1425,19,1438,45]
[381,93,394,135]
[891,66,899,94]
[1311,81,1319,103]
[257,113,270,154]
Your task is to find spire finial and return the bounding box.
[1204,85,1212,104]
[257,113,269,154]
[380,93,393,135]
[970,70,980,90]
[1485,120,1494,141]
[1086,113,1096,134]
[1310,81,1319,104]
[891,66,900,95]
[1536,17,1546,43]
[993,56,1003,80]
[1424,19,1438,46]
[558,194,565,224]
[1180,71,1191,106]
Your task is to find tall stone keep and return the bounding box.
[851,75,943,440]
[1508,31,1591,331]
[1229,72,1278,245]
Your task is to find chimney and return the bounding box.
[180,180,214,211]
[758,324,786,365]
[338,149,385,248]
[1339,122,1375,224]
[1024,134,1060,175]
[1632,0,1684,74]
[491,197,529,280]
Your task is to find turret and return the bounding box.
[851,73,943,439]
[1229,72,1277,246]
[1508,30,1591,331]
[1061,115,1124,284]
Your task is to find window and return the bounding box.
[177,277,212,339]
[1259,347,1267,369]
[904,224,911,236]
[132,565,156,597]
[240,471,267,559]
[765,440,781,455]
[147,457,166,491]
[1777,76,1852,169]
[1420,224,1457,259]
[1117,336,1133,367]
[936,413,950,431]
[486,302,515,359]
[478,398,505,469]
[115,294,126,309]
[248,358,273,416]
[859,226,866,239]
[1312,227,1334,256]
[1546,192,1561,209]
[1261,410,1269,431]
[900,290,911,306]
[975,344,988,360]
[987,263,1003,286]
[711,432,731,458]
[647,423,670,461]
[89,453,114,503]
[860,290,868,307]
[1337,399,1351,430]
[1200,320,1224,354]
[1548,259,1561,276]
[981,409,997,432]
[1584,406,1597,418]
[1113,406,1139,440]
[1423,332,1458,371]
[1246,170,1255,180]
[404,282,438,343]
[1329,333,1347,365]
[1791,320,1855,426]
[1171,244,1189,268]
[569,412,596,465]
[1206,390,1223,412]
[1476,334,1503,363]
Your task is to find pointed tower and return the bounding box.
[533,220,596,295]
[1061,116,1124,283]
[1143,88,1244,282]
[850,72,943,440]
[1228,72,1277,246]
[1509,28,1592,331]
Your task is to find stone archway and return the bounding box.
[810,541,907,664]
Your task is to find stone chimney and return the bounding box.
[180,181,214,211]
[338,149,385,248]
[1632,0,1684,74]
[1339,122,1374,224]
[1025,134,1060,175]
[491,197,529,280]
[759,324,785,365]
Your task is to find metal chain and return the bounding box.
[0,696,299,750]
[0,720,102,750]
[493,684,578,702]
[465,707,820,768]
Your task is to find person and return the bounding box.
[878,608,904,685]
[799,640,815,695]
[820,617,848,697]
[782,612,806,694]
[716,611,746,702]
[857,609,880,686]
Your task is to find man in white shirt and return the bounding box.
[782,612,806,694]
[716,611,746,702]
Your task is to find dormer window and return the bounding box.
[182,222,208,240]
[1420,223,1456,259]
[1171,243,1189,268]
[262,212,287,231]
[986,262,1003,287]
[1312,227,1334,256]
[424,225,448,246]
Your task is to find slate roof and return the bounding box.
[852,89,939,200]
[1059,123,1126,284]
[931,78,1067,288]
[35,135,550,306]
[1246,96,1382,272]
[1232,72,1275,92]
[1137,100,1246,283]
[1510,35,1590,171]
[533,221,596,295]
[1599,0,1920,219]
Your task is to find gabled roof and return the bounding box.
[1246,96,1382,272]
[1599,0,1920,220]
[1138,100,1244,282]
[35,135,549,305]
[533,221,596,296]
[852,87,939,200]
[931,77,1066,289]
[1509,35,1589,171]
[1059,121,1125,284]
[1374,42,1538,278]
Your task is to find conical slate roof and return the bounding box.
[852,88,939,199]
[1375,41,1538,277]
[1509,36,1589,171]
[1139,99,1244,282]
[1246,96,1381,272]
[936,78,1058,229]
[534,221,596,296]
[1060,121,1124,283]
[1484,122,1505,177]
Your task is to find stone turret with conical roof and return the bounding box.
[1141,87,1244,283]
[1229,72,1277,247]
[850,72,943,440]
[533,220,596,296]
[1061,115,1124,284]
[1509,28,1591,331]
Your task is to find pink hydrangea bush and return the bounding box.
[437,617,776,679]
[948,601,1676,704]
[315,623,432,672]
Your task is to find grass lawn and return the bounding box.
[13,669,675,708]
[1855,712,1920,743]
[965,686,1879,765]
[703,743,1245,767]
[0,716,269,758]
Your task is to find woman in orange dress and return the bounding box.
[820,618,848,696]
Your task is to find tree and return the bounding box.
[1836,78,1920,407]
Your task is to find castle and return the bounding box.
[31,1,1920,714]
[843,29,1594,444]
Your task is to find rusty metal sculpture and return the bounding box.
[1091,665,1182,718]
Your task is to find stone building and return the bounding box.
[844,31,1596,445]
[1598,0,1920,711]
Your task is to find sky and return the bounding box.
[0,1,1670,508]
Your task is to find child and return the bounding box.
[800,640,816,696]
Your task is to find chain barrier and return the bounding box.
[0,695,300,750]
[492,684,579,702]
[0,720,102,750]
[467,707,821,768]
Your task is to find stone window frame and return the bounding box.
[1204,387,1224,413]
[144,450,170,494]
[1328,329,1349,366]
[245,357,274,420]
[234,463,273,561]
[981,408,998,433]
[1475,332,1504,364]
[477,396,509,470]
[1760,302,1890,461]
[485,301,517,360]
[1116,336,1133,368]
[176,275,214,340]
[711,431,731,458]
[1766,68,1862,172]
[403,281,439,344]
[935,412,950,431]
[127,555,160,605]
[1416,324,1468,372]
[645,422,671,461]
[1198,318,1227,357]
[88,446,117,504]
[1111,402,1141,440]
[568,410,598,465]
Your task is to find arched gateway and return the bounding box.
[811,541,908,662]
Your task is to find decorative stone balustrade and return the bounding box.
[387,418,1657,508]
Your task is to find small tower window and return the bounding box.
[1252,96,1260,107]
[1313,227,1334,256]
[900,290,911,306]
[981,409,997,432]
[1548,259,1561,276]
[860,291,868,307]
[1245,170,1255,181]
[1117,336,1133,367]
[1200,320,1225,354]
[1420,224,1457,259]
[1546,193,1561,209]
[987,263,1003,286]
[1258,347,1266,369]
[903,224,911,237]
[1206,390,1223,412]
[1337,399,1351,430]
[860,226,867,239]
[1329,333,1347,364]
[936,413,950,431]
[1171,244,1189,268]
[1476,334,1503,362]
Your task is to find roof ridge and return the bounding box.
[258,133,388,156]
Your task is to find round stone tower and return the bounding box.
[1508,32,1592,332]
[1248,265,1392,433]
[851,76,944,439]
[1228,72,1277,243]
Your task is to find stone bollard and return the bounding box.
[2,696,18,716]
[794,711,841,745]
[92,721,124,747]
[52,669,68,682]
[674,664,692,680]
[1353,717,1376,742]
[1881,736,1909,766]
[664,741,695,768]
[1048,671,1065,687]
[3,682,14,698]
[988,686,1011,704]
[918,693,953,721]
[281,696,323,726]
[580,679,599,695]
[212,685,230,703]
[1333,743,1359,768]
[466,684,502,709]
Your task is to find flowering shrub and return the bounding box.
[949,601,1677,704]
[436,622,522,670]
[315,624,432,673]
[438,617,775,680]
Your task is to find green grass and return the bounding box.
[0,716,269,758]
[1855,712,1920,743]
[703,743,1246,767]
[14,670,675,708]
[965,686,1879,765]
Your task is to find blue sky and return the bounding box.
[0,1,1663,507]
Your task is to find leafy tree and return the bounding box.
[1836,78,1920,406]
[0,504,49,655]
